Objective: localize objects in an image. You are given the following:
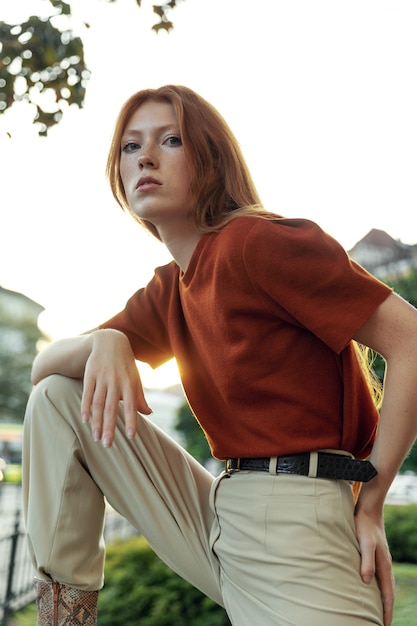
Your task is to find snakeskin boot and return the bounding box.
[36,579,98,625]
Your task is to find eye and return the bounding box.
[165,135,182,147]
[121,141,140,153]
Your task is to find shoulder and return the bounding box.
[120,261,179,307]
[219,214,329,240]
[217,214,340,262]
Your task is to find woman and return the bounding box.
[23,85,417,626]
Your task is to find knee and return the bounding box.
[27,374,82,412]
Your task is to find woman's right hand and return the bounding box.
[81,329,152,447]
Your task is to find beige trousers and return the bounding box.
[23,375,384,625]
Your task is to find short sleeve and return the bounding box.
[99,262,180,367]
[242,218,392,353]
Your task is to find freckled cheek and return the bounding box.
[119,162,134,194]
[180,162,195,194]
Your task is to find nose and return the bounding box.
[137,145,159,169]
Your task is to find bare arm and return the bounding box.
[31,329,152,447]
[31,333,95,384]
[353,291,417,626]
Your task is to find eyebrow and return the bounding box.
[122,123,179,138]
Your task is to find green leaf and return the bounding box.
[0,0,182,134]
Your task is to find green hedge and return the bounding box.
[98,537,231,626]
[385,504,417,564]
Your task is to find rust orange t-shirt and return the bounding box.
[100,216,392,460]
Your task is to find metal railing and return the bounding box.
[0,506,137,626]
[0,508,35,626]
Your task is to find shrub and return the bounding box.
[98,537,231,626]
[385,505,417,564]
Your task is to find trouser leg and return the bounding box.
[211,471,384,626]
[22,374,222,604]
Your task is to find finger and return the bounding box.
[89,384,108,442]
[100,390,121,448]
[359,539,376,585]
[136,385,153,416]
[380,578,394,626]
[81,376,96,423]
[123,395,140,440]
[376,550,395,626]
[121,381,152,440]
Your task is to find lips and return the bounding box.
[136,176,161,190]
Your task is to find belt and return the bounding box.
[225,452,377,482]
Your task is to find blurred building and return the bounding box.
[0,286,45,426]
[348,229,417,280]
[0,285,44,354]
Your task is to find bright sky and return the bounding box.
[1,0,416,387]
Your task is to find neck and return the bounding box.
[158,227,202,272]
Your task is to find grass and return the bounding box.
[392,563,417,626]
[13,563,417,625]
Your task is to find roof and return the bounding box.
[356,228,398,249]
[0,285,44,313]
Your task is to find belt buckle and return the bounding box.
[225,458,241,475]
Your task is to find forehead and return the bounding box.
[124,100,178,133]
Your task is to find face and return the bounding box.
[119,100,195,237]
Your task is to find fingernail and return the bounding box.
[82,411,89,423]
[102,435,111,448]
[93,429,100,442]
[126,428,135,439]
